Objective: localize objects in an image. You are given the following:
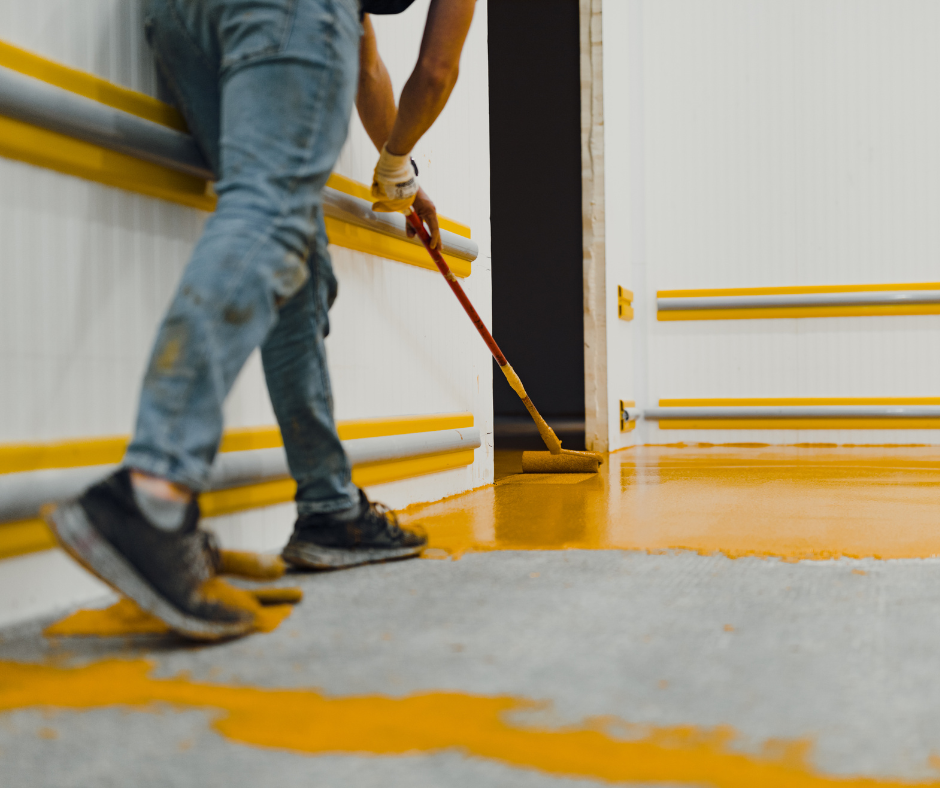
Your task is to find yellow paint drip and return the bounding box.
[217,550,286,580]
[44,595,293,638]
[0,657,934,786]
[404,447,940,561]
[44,599,168,637]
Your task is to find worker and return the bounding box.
[44,0,476,640]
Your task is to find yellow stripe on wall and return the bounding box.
[657,398,940,430]
[0,519,59,561]
[0,114,217,211]
[0,413,474,476]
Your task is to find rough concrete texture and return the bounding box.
[2,550,940,784]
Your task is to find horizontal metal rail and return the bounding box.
[0,65,212,178]
[0,65,478,263]
[644,406,940,420]
[658,290,940,312]
[322,188,477,262]
[0,427,480,524]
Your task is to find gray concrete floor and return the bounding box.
[3,550,940,785]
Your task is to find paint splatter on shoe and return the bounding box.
[44,469,256,641]
[281,490,427,570]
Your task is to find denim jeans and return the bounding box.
[125,0,362,514]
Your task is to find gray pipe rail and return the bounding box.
[658,290,940,312]
[0,427,480,525]
[0,65,478,263]
[621,406,641,423]
[643,406,940,420]
[0,65,213,178]
[322,188,477,262]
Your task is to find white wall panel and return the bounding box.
[603,0,940,445]
[0,158,206,442]
[0,0,158,95]
[602,0,638,452]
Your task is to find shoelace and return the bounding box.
[366,500,403,538]
[195,529,223,575]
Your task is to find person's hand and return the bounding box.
[406,187,441,249]
[371,145,419,213]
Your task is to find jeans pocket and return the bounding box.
[217,0,300,70]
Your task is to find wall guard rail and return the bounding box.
[322,188,476,263]
[0,427,481,526]
[645,406,940,420]
[0,64,478,265]
[0,65,208,177]
[657,283,940,320]
[658,291,940,312]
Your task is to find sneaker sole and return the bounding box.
[281,541,424,570]
[45,501,254,641]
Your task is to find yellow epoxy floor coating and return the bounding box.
[0,657,926,788]
[401,446,940,560]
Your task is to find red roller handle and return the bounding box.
[405,208,603,464]
[406,210,509,367]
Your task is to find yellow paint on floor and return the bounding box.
[44,596,294,638]
[45,599,171,637]
[0,657,935,786]
[402,447,940,560]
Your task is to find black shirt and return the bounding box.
[361,0,417,14]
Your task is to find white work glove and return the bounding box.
[371,144,419,213]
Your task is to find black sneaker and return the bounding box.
[44,469,255,641]
[281,490,427,570]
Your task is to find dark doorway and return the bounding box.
[488,0,585,449]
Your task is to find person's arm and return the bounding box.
[385,0,476,157]
[357,15,396,151]
[357,15,442,248]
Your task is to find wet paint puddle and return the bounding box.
[403,446,940,561]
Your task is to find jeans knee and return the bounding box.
[273,249,311,301]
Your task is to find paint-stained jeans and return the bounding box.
[125,0,362,513]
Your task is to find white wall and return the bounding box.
[0,0,491,622]
[603,0,940,446]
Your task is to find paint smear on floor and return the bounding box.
[402,447,940,561]
[0,657,937,787]
[43,598,294,638]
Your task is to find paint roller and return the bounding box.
[405,210,603,474]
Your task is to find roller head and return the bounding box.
[251,587,304,606]
[218,550,286,580]
[521,451,601,474]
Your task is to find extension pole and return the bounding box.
[405,210,600,463]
